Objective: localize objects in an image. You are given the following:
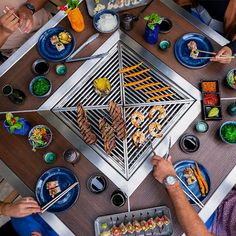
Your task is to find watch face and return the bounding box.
[167,176,177,185]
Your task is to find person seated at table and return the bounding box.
[174,0,236,64]
[0,0,51,60]
[0,197,58,236]
[152,155,215,236]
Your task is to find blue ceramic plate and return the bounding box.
[174,33,213,69]
[37,27,75,62]
[35,167,80,212]
[174,160,211,204]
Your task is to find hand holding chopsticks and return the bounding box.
[41,182,79,213]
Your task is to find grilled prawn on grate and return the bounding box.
[77,103,97,145]
[108,101,126,140]
[99,118,116,155]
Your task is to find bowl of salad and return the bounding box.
[29,76,52,97]
[219,121,236,144]
[28,125,52,151]
[226,69,236,89]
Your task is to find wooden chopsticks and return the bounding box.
[176,176,204,209]
[41,182,79,213]
[193,56,235,59]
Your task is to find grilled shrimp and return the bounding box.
[149,122,163,138]
[133,130,145,146]
[149,105,166,119]
[131,111,145,128]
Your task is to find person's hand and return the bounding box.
[18,5,33,33]
[210,46,233,64]
[2,197,41,218]
[0,8,19,36]
[152,155,176,183]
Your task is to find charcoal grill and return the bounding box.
[39,31,201,196]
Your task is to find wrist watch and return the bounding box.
[163,175,178,187]
[24,2,36,14]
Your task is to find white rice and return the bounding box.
[97,13,118,32]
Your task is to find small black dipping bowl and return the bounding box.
[179,134,200,153]
[159,17,173,33]
[87,174,107,194]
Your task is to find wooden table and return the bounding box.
[0,1,236,235]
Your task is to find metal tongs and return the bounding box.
[65,33,109,63]
[148,136,171,160]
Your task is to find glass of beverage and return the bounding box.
[111,189,127,207]
[63,148,80,166]
[32,58,50,75]
[2,84,26,104]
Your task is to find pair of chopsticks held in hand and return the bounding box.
[193,49,235,60]
[2,6,24,33]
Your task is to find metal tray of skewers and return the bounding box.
[94,205,173,236]
[86,0,148,17]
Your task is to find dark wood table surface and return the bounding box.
[0,1,236,235]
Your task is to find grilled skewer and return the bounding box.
[77,103,97,144]
[108,101,126,140]
[99,118,116,155]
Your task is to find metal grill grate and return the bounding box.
[39,31,201,195]
[51,39,196,180]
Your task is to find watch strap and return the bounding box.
[24,3,36,14]
[163,175,178,187]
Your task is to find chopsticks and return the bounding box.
[4,6,20,20]
[41,182,79,213]
[176,175,204,209]
[193,56,235,59]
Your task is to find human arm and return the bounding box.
[152,156,214,236]
[0,8,19,48]
[0,197,41,218]
[18,0,48,33]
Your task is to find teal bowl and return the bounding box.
[226,68,236,89]
[29,76,52,98]
[219,121,236,144]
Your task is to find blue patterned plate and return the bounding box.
[35,167,79,212]
[174,33,213,69]
[37,27,75,62]
[174,160,211,204]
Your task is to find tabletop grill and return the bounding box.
[39,31,201,195]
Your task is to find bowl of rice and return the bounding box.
[93,10,120,33]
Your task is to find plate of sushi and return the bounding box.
[174,33,213,69]
[35,167,80,212]
[174,160,211,204]
[37,27,75,62]
[95,205,173,236]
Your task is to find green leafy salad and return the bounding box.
[32,77,50,96]
[221,123,236,143]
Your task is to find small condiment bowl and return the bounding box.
[29,76,52,98]
[32,58,50,75]
[93,10,120,34]
[195,120,209,133]
[226,68,236,89]
[159,17,173,34]
[159,39,171,51]
[219,121,236,144]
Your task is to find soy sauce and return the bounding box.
[35,62,49,74]
[87,175,107,194]
[111,189,127,207]
[180,134,200,153]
